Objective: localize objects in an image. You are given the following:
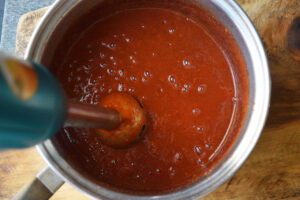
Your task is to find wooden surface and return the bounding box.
[1,1,300,199]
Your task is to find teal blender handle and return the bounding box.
[0,53,66,149]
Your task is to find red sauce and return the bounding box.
[49,1,248,194]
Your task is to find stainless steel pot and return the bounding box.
[19,0,271,199]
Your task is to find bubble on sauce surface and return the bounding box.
[168,43,172,46]
[144,71,152,77]
[125,38,131,42]
[163,20,167,24]
[197,86,204,92]
[100,86,105,92]
[107,68,116,75]
[99,147,106,154]
[91,155,98,162]
[168,75,176,83]
[100,169,107,176]
[156,169,161,173]
[128,88,135,92]
[93,87,98,92]
[194,146,203,156]
[197,127,204,132]
[192,108,199,114]
[205,144,212,149]
[169,29,175,33]
[109,43,116,49]
[197,158,203,164]
[141,77,147,82]
[130,76,137,81]
[184,84,191,88]
[118,83,124,91]
[99,63,107,68]
[111,160,117,166]
[169,167,176,176]
[174,153,182,162]
[181,87,187,92]
[118,69,124,76]
[85,64,92,70]
[99,53,106,58]
[136,174,141,179]
[182,59,191,67]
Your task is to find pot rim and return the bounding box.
[25,0,271,199]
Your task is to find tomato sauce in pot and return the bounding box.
[49,0,249,194]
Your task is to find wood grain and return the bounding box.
[1,1,300,199]
[238,0,300,128]
[15,7,49,58]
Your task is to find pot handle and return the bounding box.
[13,167,64,200]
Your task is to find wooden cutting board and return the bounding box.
[1,1,300,199]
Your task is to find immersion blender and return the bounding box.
[0,52,124,149]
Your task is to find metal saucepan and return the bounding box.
[14,0,270,199]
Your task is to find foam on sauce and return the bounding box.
[50,2,248,194]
